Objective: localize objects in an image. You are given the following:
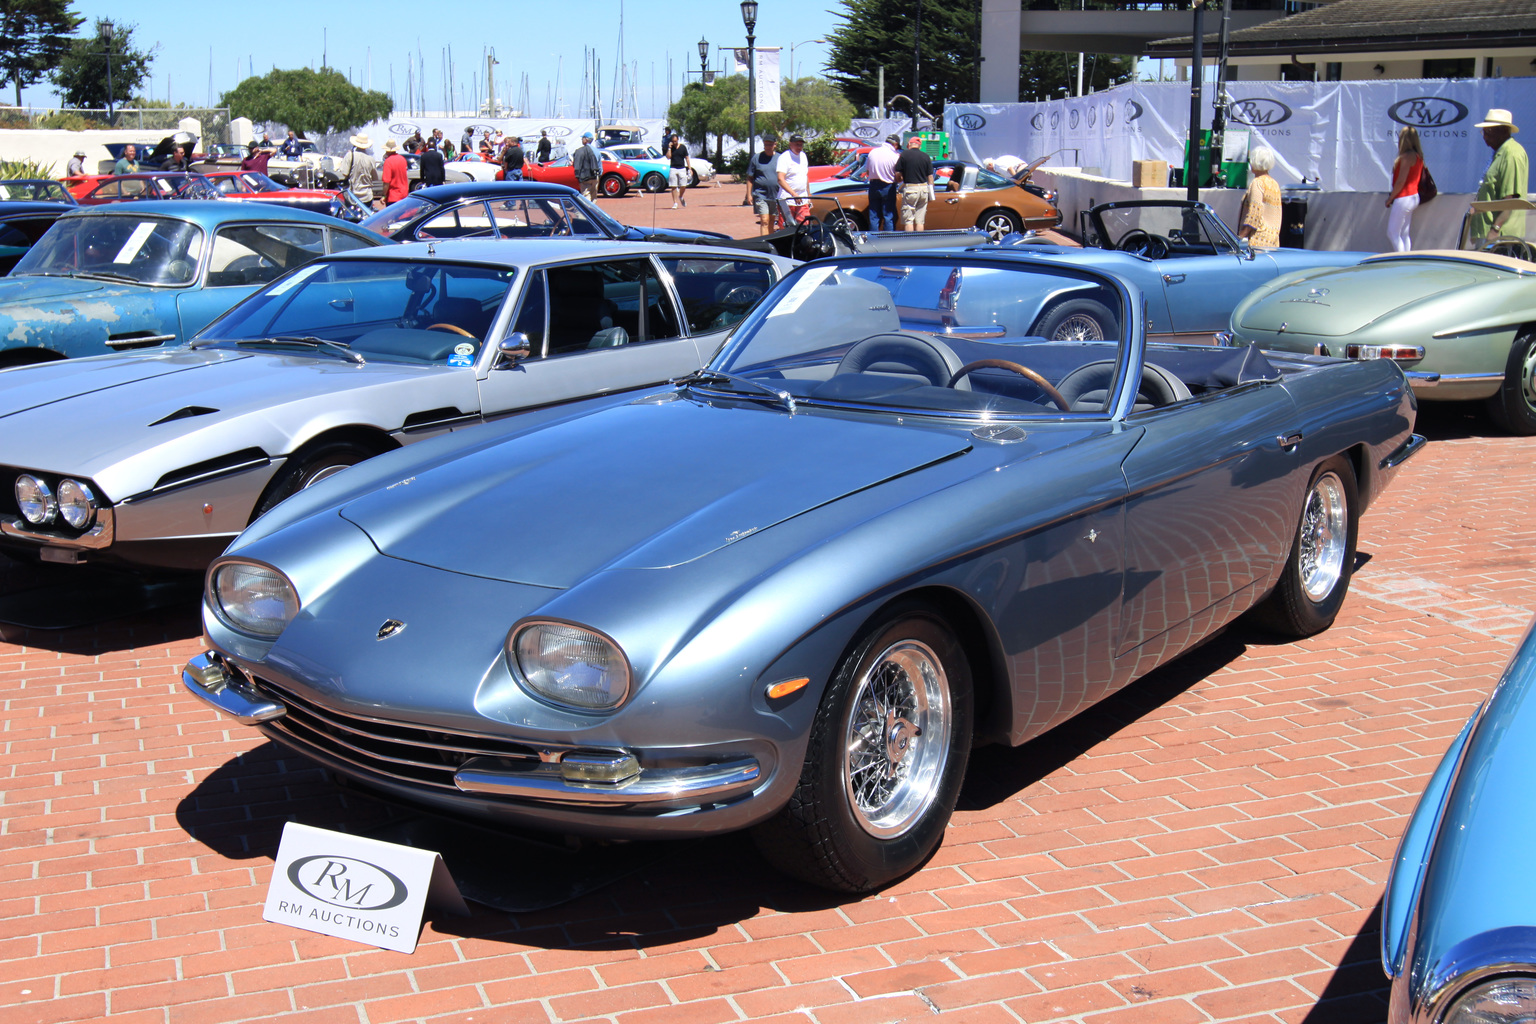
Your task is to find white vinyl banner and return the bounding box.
[735,48,782,113]
[950,79,1536,193]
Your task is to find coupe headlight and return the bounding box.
[511,621,631,711]
[56,479,97,529]
[209,561,299,638]
[15,474,55,525]
[1445,977,1536,1024]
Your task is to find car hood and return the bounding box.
[619,225,732,244]
[1237,261,1485,337]
[339,397,970,588]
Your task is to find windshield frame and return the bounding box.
[11,211,207,288]
[708,253,1144,423]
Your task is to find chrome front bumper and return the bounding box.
[181,652,762,808]
[0,507,116,553]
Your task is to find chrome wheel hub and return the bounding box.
[1298,471,1348,601]
[1519,341,1536,409]
[844,639,950,838]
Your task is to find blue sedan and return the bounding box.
[0,201,383,367]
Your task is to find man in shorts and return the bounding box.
[895,136,934,231]
[668,135,691,208]
[748,135,781,234]
[776,134,811,225]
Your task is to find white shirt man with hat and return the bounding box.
[339,133,382,210]
[1472,107,1529,242]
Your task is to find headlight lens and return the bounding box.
[511,622,630,710]
[56,479,97,529]
[1445,977,1536,1024]
[15,474,55,525]
[210,561,299,638]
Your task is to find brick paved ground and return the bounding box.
[2,402,1529,1024]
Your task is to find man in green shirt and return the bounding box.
[1472,108,1529,242]
[112,144,139,176]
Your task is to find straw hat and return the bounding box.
[383,139,398,152]
[1476,108,1520,133]
[350,133,373,149]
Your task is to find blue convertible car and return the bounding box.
[0,202,382,366]
[183,248,1423,892]
[1382,618,1536,1024]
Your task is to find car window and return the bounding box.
[414,202,496,240]
[328,229,376,253]
[545,258,682,355]
[1,217,61,245]
[360,195,434,238]
[13,214,204,285]
[212,176,244,195]
[509,269,548,356]
[207,224,326,287]
[975,167,1012,190]
[89,181,124,200]
[660,256,775,333]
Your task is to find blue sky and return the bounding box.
[26,0,849,117]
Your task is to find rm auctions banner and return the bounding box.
[950,78,1536,193]
[735,48,782,113]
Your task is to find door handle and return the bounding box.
[946,197,960,204]
[1162,273,1186,284]
[328,298,354,311]
[1277,431,1304,451]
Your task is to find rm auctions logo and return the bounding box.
[1230,98,1294,126]
[1031,113,1045,131]
[467,123,497,136]
[852,124,881,139]
[1104,104,1115,127]
[288,855,410,911]
[540,125,573,137]
[954,112,986,131]
[1087,105,1097,128]
[388,123,421,137]
[1068,108,1080,130]
[1388,97,1469,127]
[1124,100,1144,122]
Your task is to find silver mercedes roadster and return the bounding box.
[0,240,793,570]
[182,248,1425,892]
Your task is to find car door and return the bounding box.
[1115,372,1305,671]
[924,165,970,230]
[177,222,328,340]
[475,254,706,417]
[658,254,779,362]
[1160,210,1280,336]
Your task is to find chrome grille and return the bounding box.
[251,674,541,790]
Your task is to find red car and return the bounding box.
[808,145,873,183]
[65,172,224,204]
[201,170,365,221]
[518,156,638,198]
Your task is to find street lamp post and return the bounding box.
[789,38,826,82]
[698,37,709,82]
[99,20,115,120]
[742,0,758,169]
[912,0,922,132]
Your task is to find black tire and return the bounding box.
[1035,298,1118,341]
[641,171,667,194]
[752,604,973,892]
[825,209,865,232]
[977,208,1021,241]
[1251,455,1359,638]
[1484,330,1536,435]
[252,441,380,520]
[687,167,700,187]
[599,173,627,198]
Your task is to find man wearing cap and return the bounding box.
[66,150,86,177]
[749,135,781,235]
[339,133,382,210]
[895,135,934,232]
[865,134,901,231]
[776,134,811,225]
[1472,108,1529,243]
[381,139,409,205]
[573,132,601,201]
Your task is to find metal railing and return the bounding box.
[0,107,231,135]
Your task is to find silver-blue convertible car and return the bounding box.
[183,249,1424,892]
[1382,617,1536,1024]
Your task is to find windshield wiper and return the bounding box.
[193,335,365,364]
[673,368,795,413]
[75,270,143,285]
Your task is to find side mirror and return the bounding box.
[496,332,533,367]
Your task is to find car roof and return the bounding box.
[0,201,73,216]
[57,200,352,228]
[330,238,775,265]
[407,181,582,202]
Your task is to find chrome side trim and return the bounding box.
[1381,433,1428,471]
[181,653,287,724]
[453,755,761,806]
[105,333,177,349]
[1428,372,1504,385]
[1405,371,1442,387]
[0,507,115,550]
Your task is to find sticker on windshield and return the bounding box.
[112,222,158,264]
[766,265,837,318]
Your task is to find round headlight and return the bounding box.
[1444,977,1536,1024]
[56,479,97,530]
[511,622,630,711]
[15,474,55,525]
[210,561,299,638]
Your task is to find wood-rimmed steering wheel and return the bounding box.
[947,359,1069,410]
[426,323,475,337]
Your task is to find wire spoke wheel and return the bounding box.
[1298,470,1348,601]
[842,640,950,838]
[1052,313,1105,341]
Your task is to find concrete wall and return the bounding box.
[1035,167,1471,251]
[0,118,204,176]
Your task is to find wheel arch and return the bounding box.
[249,425,400,523]
[0,347,66,368]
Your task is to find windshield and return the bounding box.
[711,258,1127,419]
[196,258,516,365]
[0,180,70,202]
[1091,204,1231,253]
[360,195,435,237]
[13,215,205,285]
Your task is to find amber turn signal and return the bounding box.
[765,677,810,700]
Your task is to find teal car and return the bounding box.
[0,201,383,367]
[602,144,712,193]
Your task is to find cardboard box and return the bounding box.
[1132,159,1168,188]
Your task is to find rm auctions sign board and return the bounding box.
[263,822,468,953]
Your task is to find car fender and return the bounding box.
[1229,265,1339,332]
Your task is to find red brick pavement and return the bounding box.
[1,403,1528,1024]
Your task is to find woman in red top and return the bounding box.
[1386,125,1423,252]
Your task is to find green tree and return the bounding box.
[0,0,82,107]
[51,18,154,111]
[221,67,392,137]
[826,0,1134,111]
[667,75,856,155]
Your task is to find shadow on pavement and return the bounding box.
[0,551,202,649]
[1413,401,1502,442]
[1301,901,1389,1024]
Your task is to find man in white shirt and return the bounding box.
[865,135,901,231]
[776,134,811,225]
